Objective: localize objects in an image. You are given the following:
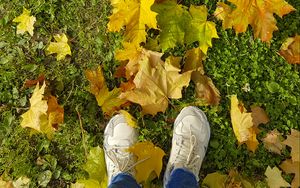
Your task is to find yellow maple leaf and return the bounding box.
[120,53,191,115]
[230,95,257,152]
[214,0,295,42]
[108,0,157,45]
[21,82,64,139]
[230,96,270,152]
[21,82,48,132]
[13,7,36,36]
[128,141,165,184]
[85,66,127,116]
[45,33,71,61]
[119,110,138,128]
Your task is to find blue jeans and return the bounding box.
[108,168,198,188]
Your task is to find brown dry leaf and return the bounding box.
[263,129,285,154]
[193,73,220,106]
[283,129,300,162]
[183,48,220,105]
[280,159,300,188]
[24,74,45,88]
[250,106,270,127]
[120,53,191,115]
[214,0,295,42]
[47,95,64,129]
[85,66,127,116]
[128,141,165,184]
[265,166,290,188]
[279,35,300,64]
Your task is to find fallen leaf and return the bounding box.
[45,33,71,61]
[264,166,290,188]
[262,129,285,154]
[13,176,30,188]
[183,48,220,105]
[152,0,189,51]
[72,147,107,188]
[202,172,227,188]
[119,110,138,128]
[47,95,64,130]
[230,95,258,152]
[193,73,220,105]
[85,66,127,115]
[24,74,45,88]
[120,53,191,115]
[0,178,13,188]
[183,47,205,74]
[250,106,270,127]
[108,0,157,45]
[128,141,165,183]
[202,170,254,188]
[283,129,300,162]
[185,5,219,54]
[214,0,295,42]
[13,7,36,36]
[279,35,300,64]
[21,82,48,132]
[153,2,218,53]
[280,159,300,188]
[21,82,64,139]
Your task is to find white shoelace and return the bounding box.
[106,148,150,177]
[175,123,201,175]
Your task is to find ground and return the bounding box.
[0,0,299,187]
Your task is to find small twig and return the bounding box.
[76,106,88,159]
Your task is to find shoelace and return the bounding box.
[106,147,150,177]
[176,123,201,175]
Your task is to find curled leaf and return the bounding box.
[279,35,300,64]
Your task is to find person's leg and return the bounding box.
[108,173,140,188]
[164,106,211,188]
[104,114,140,188]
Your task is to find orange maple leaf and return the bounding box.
[215,0,295,42]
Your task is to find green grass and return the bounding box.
[0,0,299,187]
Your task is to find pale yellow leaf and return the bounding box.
[45,33,71,61]
[283,129,300,162]
[265,166,290,188]
[13,7,36,36]
[21,82,48,132]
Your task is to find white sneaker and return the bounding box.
[104,114,138,183]
[164,106,210,187]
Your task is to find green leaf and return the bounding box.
[185,5,219,54]
[152,0,190,51]
[82,146,106,180]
